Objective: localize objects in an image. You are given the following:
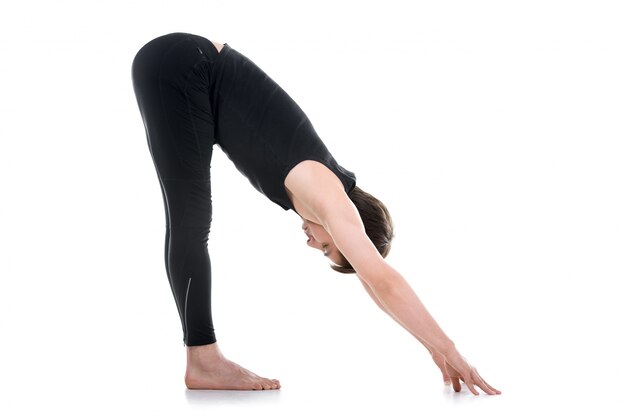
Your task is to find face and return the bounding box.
[301,219,344,266]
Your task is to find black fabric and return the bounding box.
[211,38,356,210]
[131,32,356,346]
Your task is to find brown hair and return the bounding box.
[330,186,394,274]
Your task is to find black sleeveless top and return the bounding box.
[209,43,356,211]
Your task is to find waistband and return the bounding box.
[184,33,232,62]
[134,32,231,64]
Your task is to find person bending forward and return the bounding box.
[131,32,501,395]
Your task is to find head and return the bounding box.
[301,186,394,274]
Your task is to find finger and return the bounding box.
[452,377,462,392]
[471,371,493,395]
[473,370,500,395]
[441,360,456,386]
[483,379,501,394]
[477,378,496,395]
[474,373,501,394]
[439,364,452,386]
[464,377,480,395]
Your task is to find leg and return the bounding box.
[133,35,217,346]
[132,33,279,389]
[162,178,216,346]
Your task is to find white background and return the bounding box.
[1,0,625,416]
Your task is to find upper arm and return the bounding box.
[316,187,393,288]
[285,161,394,286]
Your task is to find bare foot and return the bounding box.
[185,342,281,390]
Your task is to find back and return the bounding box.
[209,44,356,211]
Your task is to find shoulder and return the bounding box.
[285,160,341,186]
[284,160,347,221]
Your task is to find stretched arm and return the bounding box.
[288,170,500,394]
[354,254,455,354]
[317,189,500,395]
[356,272,448,355]
[312,189,455,354]
[358,275,458,384]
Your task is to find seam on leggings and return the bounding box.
[163,214,183,323]
[162,178,191,227]
[184,277,192,339]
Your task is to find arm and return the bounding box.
[316,189,455,355]
[357,275,437,355]
[287,167,500,395]
[354,252,455,354]
[357,271,458,386]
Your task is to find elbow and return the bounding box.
[363,271,398,297]
[352,254,400,295]
[358,261,403,297]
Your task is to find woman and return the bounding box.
[131,32,501,394]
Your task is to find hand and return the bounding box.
[435,347,501,395]
[429,348,453,385]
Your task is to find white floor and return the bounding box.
[1,1,625,416]
[2,266,625,417]
[1,332,624,417]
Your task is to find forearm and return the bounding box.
[358,278,436,354]
[364,268,455,354]
[322,211,455,353]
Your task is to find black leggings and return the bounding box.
[131,33,222,346]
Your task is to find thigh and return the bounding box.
[132,33,216,182]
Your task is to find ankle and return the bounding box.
[186,342,223,362]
